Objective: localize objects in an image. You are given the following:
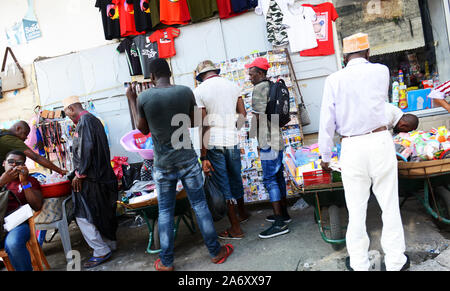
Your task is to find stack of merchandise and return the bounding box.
[284,143,340,187]
[133,132,153,150]
[394,126,450,162]
[32,172,68,185]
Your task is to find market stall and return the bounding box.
[394,126,450,225]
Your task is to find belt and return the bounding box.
[341,126,388,139]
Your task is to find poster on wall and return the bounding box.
[6,22,27,46]
[5,0,41,46]
[23,0,42,42]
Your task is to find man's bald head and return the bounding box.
[394,114,419,133]
[10,121,31,141]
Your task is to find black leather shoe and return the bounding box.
[400,254,410,271]
[345,256,354,271]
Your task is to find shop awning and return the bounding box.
[370,38,425,56]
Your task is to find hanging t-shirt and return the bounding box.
[283,5,318,53]
[149,0,162,28]
[117,38,143,76]
[113,0,146,37]
[186,0,218,23]
[266,0,288,46]
[300,2,339,57]
[134,34,159,79]
[148,27,180,59]
[230,0,257,13]
[216,0,246,19]
[132,0,152,32]
[159,0,191,25]
[95,0,121,40]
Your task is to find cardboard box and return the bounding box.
[402,89,432,112]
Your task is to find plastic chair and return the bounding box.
[35,196,75,263]
[0,210,50,271]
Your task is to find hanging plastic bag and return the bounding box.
[203,176,226,222]
[111,156,129,180]
[87,100,110,145]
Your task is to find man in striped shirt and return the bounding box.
[428,80,450,113]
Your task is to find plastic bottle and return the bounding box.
[398,70,408,109]
[392,81,399,105]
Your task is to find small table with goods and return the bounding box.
[284,148,347,251]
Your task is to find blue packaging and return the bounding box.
[402,89,432,112]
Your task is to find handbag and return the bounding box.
[0,47,26,93]
[0,186,22,242]
[298,102,311,126]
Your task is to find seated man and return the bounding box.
[385,102,419,133]
[0,150,43,271]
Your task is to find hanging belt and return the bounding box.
[341,126,388,139]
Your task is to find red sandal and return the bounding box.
[154,258,174,271]
[212,244,234,264]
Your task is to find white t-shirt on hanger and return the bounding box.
[283,4,318,53]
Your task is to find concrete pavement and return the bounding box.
[37,194,449,271]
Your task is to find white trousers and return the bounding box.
[76,217,116,257]
[340,130,407,271]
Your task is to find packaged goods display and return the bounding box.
[394,126,450,162]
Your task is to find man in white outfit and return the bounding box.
[318,33,409,271]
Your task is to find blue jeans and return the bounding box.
[206,145,244,202]
[153,158,221,267]
[2,222,32,271]
[260,148,287,203]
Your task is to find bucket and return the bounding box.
[40,180,71,198]
[120,129,154,160]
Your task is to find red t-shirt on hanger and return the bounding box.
[113,0,146,37]
[300,2,339,57]
[159,0,191,25]
[148,27,181,58]
[216,0,246,19]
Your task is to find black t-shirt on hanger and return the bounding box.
[132,0,153,32]
[95,0,121,40]
[133,34,159,79]
[117,38,143,76]
[230,0,257,13]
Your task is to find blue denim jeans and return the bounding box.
[1,222,32,271]
[260,148,287,203]
[206,145,244,202]
[153,158,221,267]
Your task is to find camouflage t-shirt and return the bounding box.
[251,81,284,151]
[266,0,288,46]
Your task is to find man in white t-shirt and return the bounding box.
[194,60,250,240]
[384,103,419,133]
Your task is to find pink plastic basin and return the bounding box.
[120,129,154,160]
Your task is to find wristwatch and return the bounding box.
[22,182,32,190]
[200,156,208,161]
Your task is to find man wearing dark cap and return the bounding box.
[246,57,291,239]
[126,58,233,271]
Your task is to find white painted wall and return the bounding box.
[0,0,115,66]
